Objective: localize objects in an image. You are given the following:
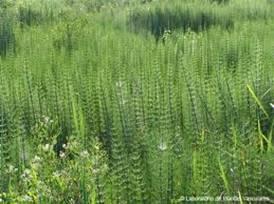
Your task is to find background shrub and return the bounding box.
[0,15,15,57]
[128,1,234,39]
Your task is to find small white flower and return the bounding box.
[0,198,3,202]
[22,195,32,202]
[7,165,15,173]
[59,151,65,158]
[158,142,167,151]
[32,156,42,163]
[270,103,274,109]
[21,169,32,180]
[52,171,61,178]
[80,150,89,158]
[42,115,53,124]
[116,81,123,88]
[42,144,50,152]
[23,169,31,175]
[62,143,69,149]
[92,168,99,174]
[43,116,50,124]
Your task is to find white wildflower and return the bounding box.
[22,195,32,202]
[270,103,274,109]
[43,116,50,124]
[10,165,16,171]
[80,150,89,158]
[32,156,42,163]
[42,144,50,152]
[0,198,3,202]
[92,168,99,174]
[62,143,69,149]
[21,169,31,179]
[52,171,61,178]
[23,169,31,175]
[59,151,65,158]
[116,81,123,88]
[7,165,17,173]
[158,141,167,151]
[42,116,53,124]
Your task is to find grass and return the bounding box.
[0,0,273,203]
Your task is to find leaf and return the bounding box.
[238,191,244,204]
[258,120,273,152]
[247,84,269,118]
[218,157,230,194]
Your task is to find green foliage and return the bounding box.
[129,1,234,39]
[18,5,44,27]
[128,0,273,39]
[210,0,230,4]
[0,14,15,57]
[52,17,88,54]
[0,0,273,203]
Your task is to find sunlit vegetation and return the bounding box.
[0,0,273,203]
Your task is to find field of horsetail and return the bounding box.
[0,0,273,203]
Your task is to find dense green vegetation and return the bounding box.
[0,0,273,203]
